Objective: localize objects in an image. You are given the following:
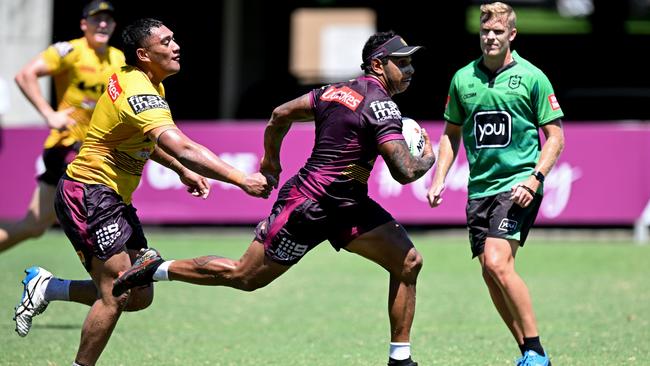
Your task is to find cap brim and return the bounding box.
[389,45,422,57]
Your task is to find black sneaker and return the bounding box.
[388,357,418,366]
[112,248,164,297]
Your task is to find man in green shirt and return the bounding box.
[427,2,564,366]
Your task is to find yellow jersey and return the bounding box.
[41,37,125,148]
[66,66,175,203]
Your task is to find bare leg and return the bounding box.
[167,240,291,291]
[481,237,538,340]
[345,221,422,343]
[75,250,152,366]
[480,264,523,342]
[0,182,57,253]
[59,248,153,309]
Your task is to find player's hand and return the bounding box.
[259,156,281,189]
[420,128,435,160]
[427,181,445,208]
[179,169,210,199]
[242,172,273,199]
[510,176,539,208]
[46,107,77,130]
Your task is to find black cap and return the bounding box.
[82,0,114,18]
[364,35,422,65]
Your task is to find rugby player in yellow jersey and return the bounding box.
[15,17,272,366]
[2,0,124,253]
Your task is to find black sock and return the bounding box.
[522,336,545,356]
[518,343,526,355]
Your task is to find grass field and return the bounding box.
[0,229,648,365]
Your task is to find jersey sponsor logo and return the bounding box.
[508,75,522,89]
[548,94,561,110]
[462,92,476,100]
[473,111,511,149]
[498,218,518,232]
[370,100,401,121]
[320,86,364,111]
[53,41,74,57]
[127,94,169,114]
[107,74,122,102]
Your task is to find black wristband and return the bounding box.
[531,171,545,183]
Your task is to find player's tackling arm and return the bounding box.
[379,130,435,185]
[260,93,313,186]
[427,121,461,207]
[151,145,210,199]
[148,125,270,198]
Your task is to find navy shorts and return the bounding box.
[254,178,394,265]
[37,143,80,186]
[54,175,147,271]
[466,191,542,258]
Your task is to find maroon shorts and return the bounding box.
[37,143,80,186]
[54,176,147,271]
[254,178,394,265]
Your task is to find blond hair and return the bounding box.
[480,2,516,29]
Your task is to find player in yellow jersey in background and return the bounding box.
[1,0,124,253]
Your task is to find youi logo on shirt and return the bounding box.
[473,111,511,148]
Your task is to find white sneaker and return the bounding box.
[14,266,52,337]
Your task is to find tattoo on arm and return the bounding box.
[382,140,435,184]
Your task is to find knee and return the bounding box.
[123,285,154,311]
[235,276,271,292]
[482,257,509,281]
[23,222,49,239]
[398,249,423,284]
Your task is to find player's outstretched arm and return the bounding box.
[261,93,313,187]
[151,145,210,199]
[379,128,435,185]
[149,126,271,198]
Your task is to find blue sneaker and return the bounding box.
[14,266,52,337]
[516,350,550,366]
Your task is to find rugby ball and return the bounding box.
[402,117,425,157]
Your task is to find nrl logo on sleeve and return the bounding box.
[127,94,170,114]
[320,86,364,111]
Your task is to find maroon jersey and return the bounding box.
[295,76,405,206]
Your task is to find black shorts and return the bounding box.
[466,191,542,258]
[37,143,80,186]
[54,175,147,271]
[254,178,394,265]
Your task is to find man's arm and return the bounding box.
[151,145,210,198]
[379,129,435,185]
[147,126,270,198]
[260,93,314,186]
[14,55,75,129]
[536,119,565,177]
[427,122,462,207]
[510,119,565,207]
